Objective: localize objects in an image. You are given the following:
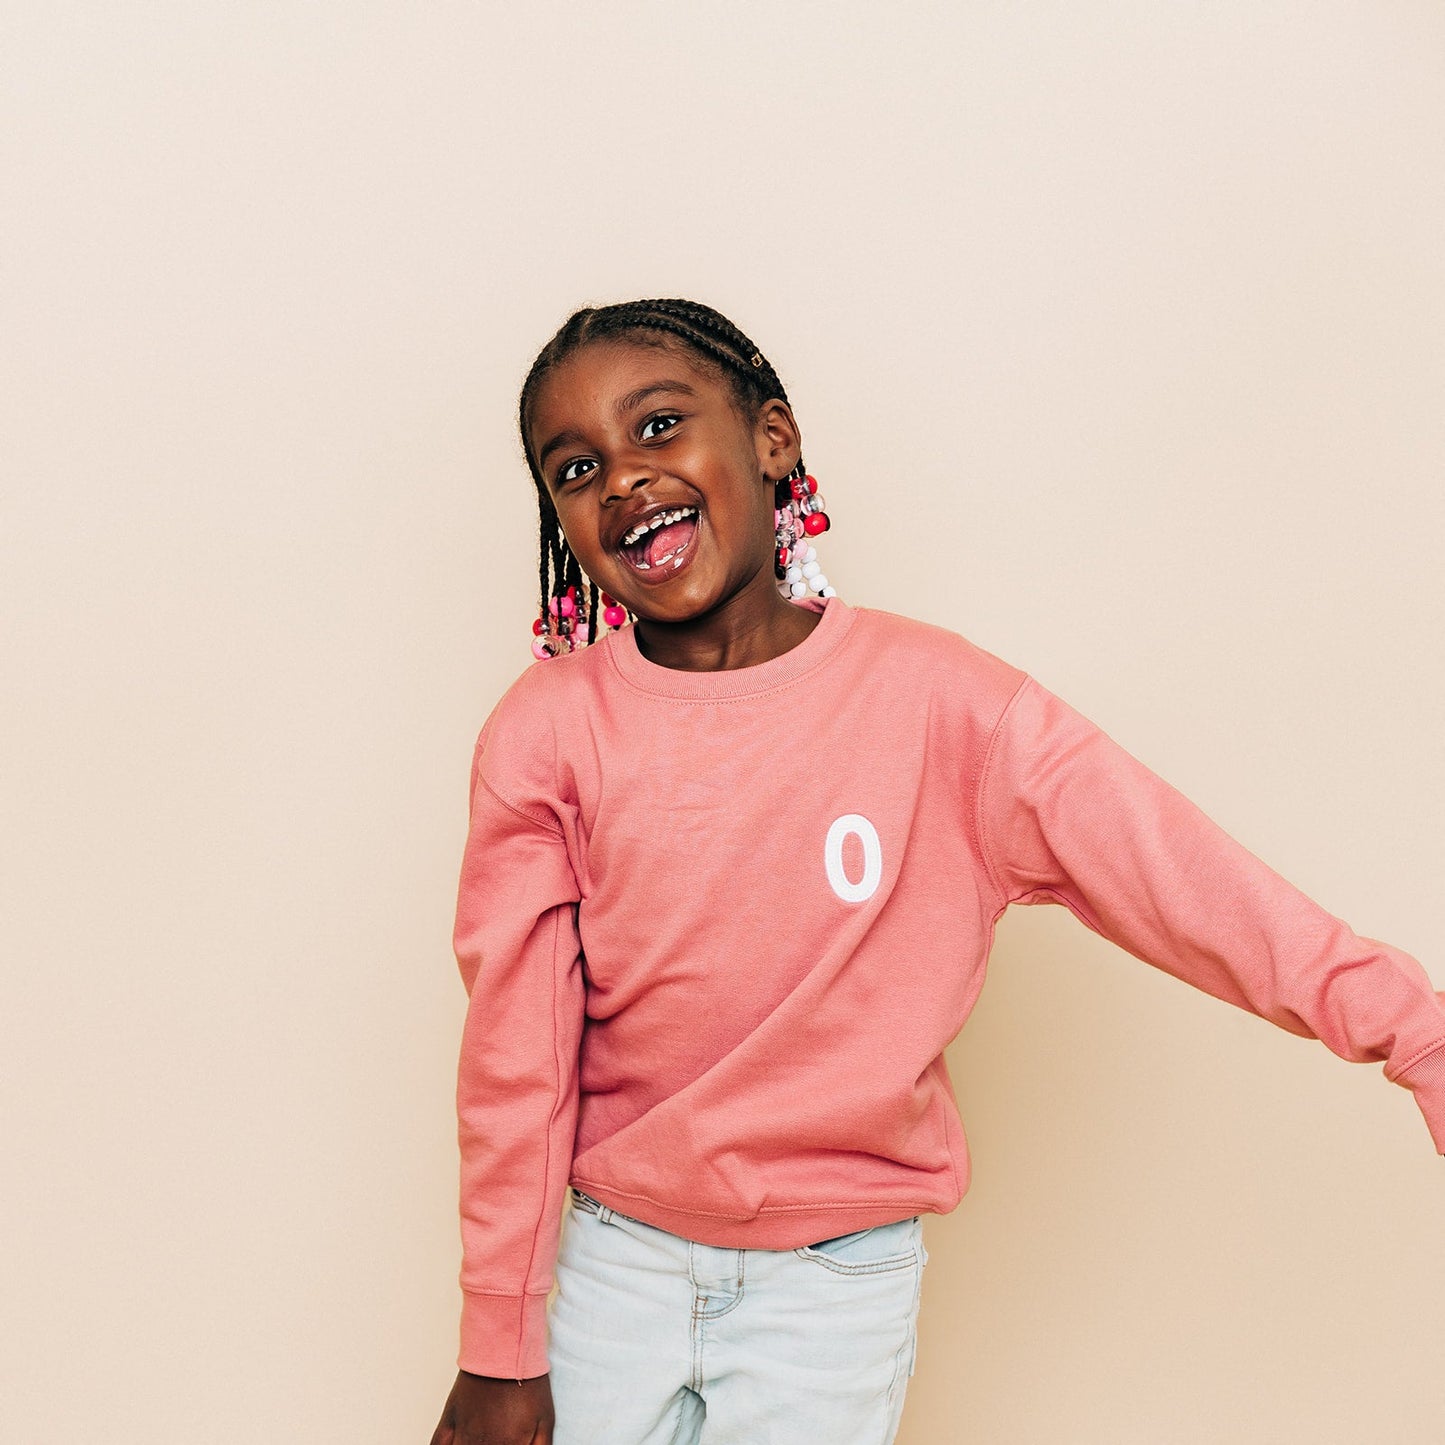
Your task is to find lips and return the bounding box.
[612,501,702,582]
[620,513,698,574]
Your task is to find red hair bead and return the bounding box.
[803,511,829,536]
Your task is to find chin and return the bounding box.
[630,588,719,626]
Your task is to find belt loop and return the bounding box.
[573,1189,616,1224]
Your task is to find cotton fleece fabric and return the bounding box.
[452,594,1445,1379]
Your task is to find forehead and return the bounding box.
[527,337,734,437]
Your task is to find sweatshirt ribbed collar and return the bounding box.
[606,595,855,700]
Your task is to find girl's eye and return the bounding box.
[640,413,681,441]
[557,457,596,488]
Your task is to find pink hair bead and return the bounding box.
[603,605,626,627]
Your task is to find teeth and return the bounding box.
[621,506,696,548]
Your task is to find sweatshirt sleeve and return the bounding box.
[452,712,586,1379]
[977,675,1445,1154]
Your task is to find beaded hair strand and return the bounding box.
[518,299,811,654]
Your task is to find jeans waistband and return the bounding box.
[572,1188,921,1251]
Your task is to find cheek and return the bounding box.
[552,500,600,550]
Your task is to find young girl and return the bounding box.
[429,299,1445,1445]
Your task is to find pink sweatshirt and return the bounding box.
[452,594,1445,1378]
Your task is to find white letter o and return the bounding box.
[824,813,883,903]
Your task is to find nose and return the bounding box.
[601,453,656,504]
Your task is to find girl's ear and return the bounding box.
[754,398,802,480]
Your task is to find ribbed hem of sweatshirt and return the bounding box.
[1396,1040,1445,1154]
[458,1290,549,1380]
[608,594,854,698]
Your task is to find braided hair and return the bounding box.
[518,298,806,646]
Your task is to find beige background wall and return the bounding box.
[3,2,1442,1440]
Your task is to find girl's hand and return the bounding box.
[429,1369,554,1445]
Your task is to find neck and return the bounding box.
[632,585,821,673]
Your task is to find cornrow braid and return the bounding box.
[517,299,807,652]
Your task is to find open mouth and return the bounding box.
[617,506,699,576]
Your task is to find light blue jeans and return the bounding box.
[549,1188,928,1445]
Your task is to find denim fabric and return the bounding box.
[549,1190,927,1445]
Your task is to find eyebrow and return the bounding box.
[535,379,700,472]
[616,379,698,415]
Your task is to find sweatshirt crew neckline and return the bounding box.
[607,594,855,699]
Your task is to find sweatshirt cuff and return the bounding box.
[458,1290,550,1379]
[1394,1041,1445,1155]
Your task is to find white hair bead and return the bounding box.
[774,473,837,608]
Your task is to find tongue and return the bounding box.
[644,516,697,567]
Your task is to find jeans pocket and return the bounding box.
[794,1215,921,1275]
